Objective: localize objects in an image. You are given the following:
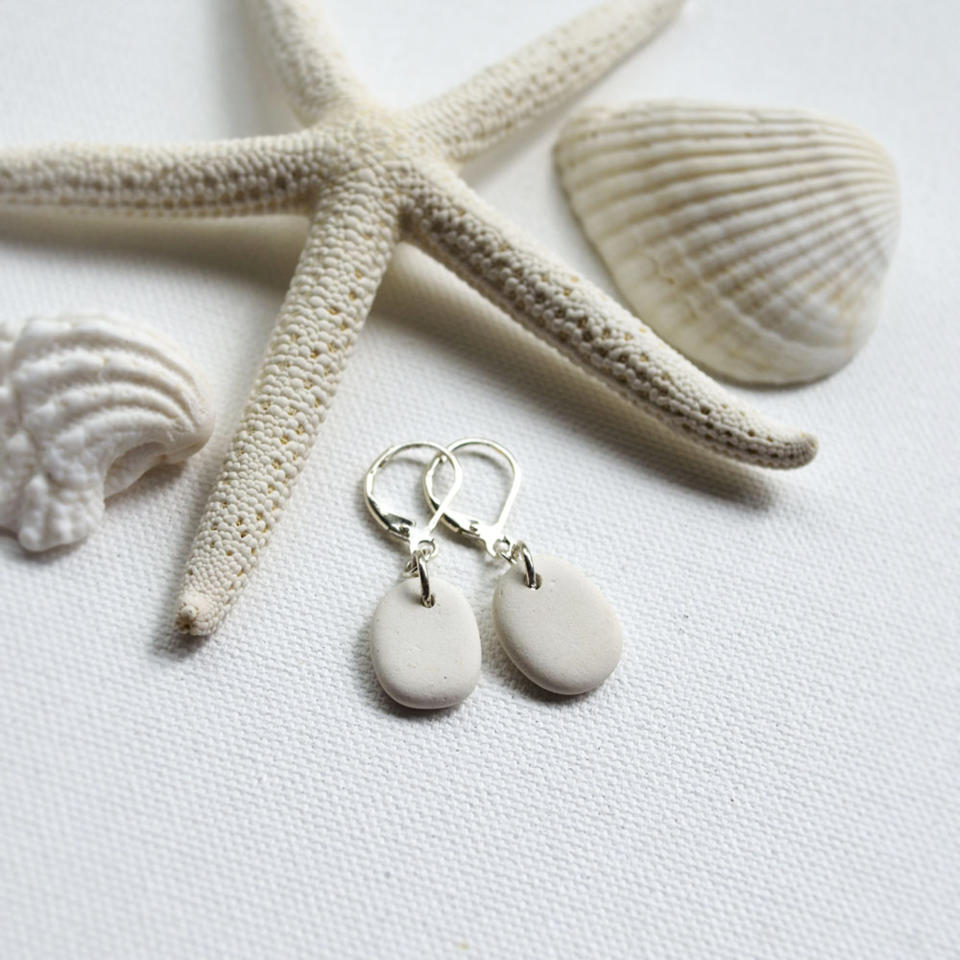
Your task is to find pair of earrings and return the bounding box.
[363,438,623,710]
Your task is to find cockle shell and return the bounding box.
[0,312,214,551]
[554,100,900,384]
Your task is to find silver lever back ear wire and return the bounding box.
[426,440,622,697]
[422,437,539,589]
[364,441,464,606]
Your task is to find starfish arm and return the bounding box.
[405,0,684,166]
[257,0,370,123]
[401,164,818,469]
[0,133,328,217]
[175,175,399,635]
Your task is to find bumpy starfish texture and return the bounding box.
[0,0,817,635]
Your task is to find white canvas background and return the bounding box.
[1,0,958,957]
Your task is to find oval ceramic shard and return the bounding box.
[555,100,900,384]
[370,575,481,710]
[492,554,622,695]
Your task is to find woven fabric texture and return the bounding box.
[1,1,958,957]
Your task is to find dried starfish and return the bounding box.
[0,0,817,634]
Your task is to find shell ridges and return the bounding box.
[555,99,900,384]
[0,312,214,551]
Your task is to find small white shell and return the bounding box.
[555,100,900,384]
[0,311,214,550]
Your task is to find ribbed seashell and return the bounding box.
[554,100,900,384]
[0,312,214,551]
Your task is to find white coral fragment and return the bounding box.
[0,312,214,551]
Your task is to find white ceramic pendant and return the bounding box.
[492,554,622,695]
[370,575,481,710]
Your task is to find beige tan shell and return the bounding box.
[554,100,900,384]
[0,312,214,550]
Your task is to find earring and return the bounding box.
[363,442,481,710]
[424,438,623,696]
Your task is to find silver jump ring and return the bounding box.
[497,538,538,589]
[514,541,539,589]
[414,550,434,607]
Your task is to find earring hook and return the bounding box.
[364,441,463,558]
[422,437,522,557]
